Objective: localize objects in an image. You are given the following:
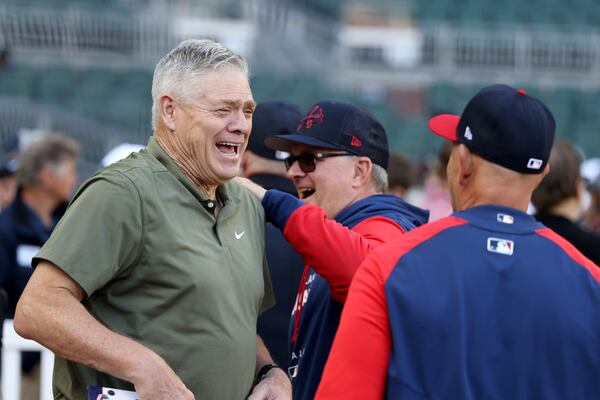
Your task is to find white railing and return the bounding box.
[337,23,600,85]
[0,1,336,69]
[1,319,53,400]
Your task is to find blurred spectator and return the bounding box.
[581,158,600,233]
[241,100,305,369]
[419,141,453,221]
[0,156,18,210]
[386,152,414,198]
[0,133,79,400]
[532,140,600,265]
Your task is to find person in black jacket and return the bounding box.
[0,133,79,399]
[241,101,305,369]
[532,139,600,265]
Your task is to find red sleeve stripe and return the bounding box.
[535,228,600,285]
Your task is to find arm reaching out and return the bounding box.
[233,176,268,202]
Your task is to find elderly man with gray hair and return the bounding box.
[14,40,289,400]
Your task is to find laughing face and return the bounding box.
[287,144,358,218]
[166,68,255,187]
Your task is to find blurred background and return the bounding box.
[1,0,600,178]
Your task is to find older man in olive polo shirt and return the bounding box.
[14,40,290,400]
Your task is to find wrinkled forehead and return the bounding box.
[190,68,253,102]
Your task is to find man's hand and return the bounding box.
[233,176,267,201]
[247,367,291,400]
[133,352,195,400]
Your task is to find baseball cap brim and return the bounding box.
[428,114,461,142]
[264,134,343,153]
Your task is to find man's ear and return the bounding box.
[353,157,373,188]
[457,144,475,186]
[160,94,176,131]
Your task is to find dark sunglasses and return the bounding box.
[284,152,353,173]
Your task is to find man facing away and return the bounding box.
[0,133,79,400]
[236,100,429,400]
[316,85,600,399]
[14,39,290,400]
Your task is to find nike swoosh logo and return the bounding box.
[235,231,245,240]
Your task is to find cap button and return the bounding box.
[517,89,527,96]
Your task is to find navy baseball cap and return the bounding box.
[248,101,303,161]
[0,157,17,178]
[264,100,389,169]
[428,84,555,174]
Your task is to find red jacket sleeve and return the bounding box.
[283,204,405,303]
[314,246,394,400]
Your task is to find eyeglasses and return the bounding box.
[284,152,353,173]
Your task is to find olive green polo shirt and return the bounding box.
[34,137,274,400]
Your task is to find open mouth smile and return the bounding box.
[216,142,241,155]
[298,187,316,199]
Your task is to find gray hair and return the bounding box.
[371,163,389,193]
[151,39,249,130]
[350,155,388,193]
[16,133,79,187]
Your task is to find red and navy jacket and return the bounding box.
[262,189,429,400]
[316,205,600,400]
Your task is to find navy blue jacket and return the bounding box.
[0,191,64,371]
[317,205,600,399]
[263,190,428,400]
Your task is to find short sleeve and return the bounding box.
[33,171,143,297]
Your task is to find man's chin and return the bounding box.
[217,170,240,184]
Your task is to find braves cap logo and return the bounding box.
[297,105,324,131]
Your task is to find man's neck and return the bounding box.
[333,187,381,218]
[455,183,532,213]
[21,187,59,228]
[154,131,218,199]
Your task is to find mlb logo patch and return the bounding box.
[487,237,514,256]
[527,158,543,170]
[497,213,514,224]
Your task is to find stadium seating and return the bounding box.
[0,64,598,160]
[408,0,600,27]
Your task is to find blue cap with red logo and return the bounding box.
[264,100,389,169]
[428,84,555,174]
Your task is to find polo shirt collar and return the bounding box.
[146,136,236,211]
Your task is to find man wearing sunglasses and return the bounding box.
[235,100,429,400]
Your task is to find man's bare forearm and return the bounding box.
[14,262,166,387]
